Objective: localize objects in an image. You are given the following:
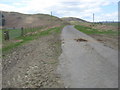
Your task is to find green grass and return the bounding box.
[2,29,21,40]
[0,30,2,43]
[9,29,22,39]
[3,26,64,54]
[0,30,2,56]
[2,27,43,40]
[75,25,118,35]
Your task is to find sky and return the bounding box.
[0,0,119,22]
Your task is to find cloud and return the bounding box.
[0,3,15,11]
[95,12,118,21]
[0,0,119,21]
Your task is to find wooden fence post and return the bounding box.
[21,27,24,36]
[4,31,9,40]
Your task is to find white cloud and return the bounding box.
[0,0,119,21]
[0,3,15,11]
[95,12,118,22]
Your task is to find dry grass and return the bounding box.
[2,11,68,29]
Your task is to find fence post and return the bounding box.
[4,31,9,40]
[21,27,24,36]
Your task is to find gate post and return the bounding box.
[21,27,24,36]
[4,31,9,40]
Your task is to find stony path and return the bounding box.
[3,34,64,88]
[58,25,118,88]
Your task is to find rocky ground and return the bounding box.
[2,33,64,88]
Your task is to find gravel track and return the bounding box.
[3,33,64,88]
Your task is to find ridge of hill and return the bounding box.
[2,11,68,29]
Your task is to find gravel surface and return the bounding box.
[58,25,118,88]
[3,33,64,88]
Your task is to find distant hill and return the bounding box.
[61,17,89,26]
[2,11,68,29]
[61,17,87,22]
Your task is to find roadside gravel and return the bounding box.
[3,33,64,88]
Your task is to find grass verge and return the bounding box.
[3,26,64,54]
[74,25,118,35]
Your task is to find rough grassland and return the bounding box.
[75,25,118,35]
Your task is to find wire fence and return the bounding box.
[2,26,43,40]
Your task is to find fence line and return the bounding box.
[3,26,43,40]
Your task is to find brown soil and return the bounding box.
[74,38,87,42]
[89,34,118,50]
[2,11,68,29]
[92,24,117,31]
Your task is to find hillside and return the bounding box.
[61,17,90,26]
[2,11,68,29]
[61,17,87,22]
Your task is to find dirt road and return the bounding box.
[58,25,118,88]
